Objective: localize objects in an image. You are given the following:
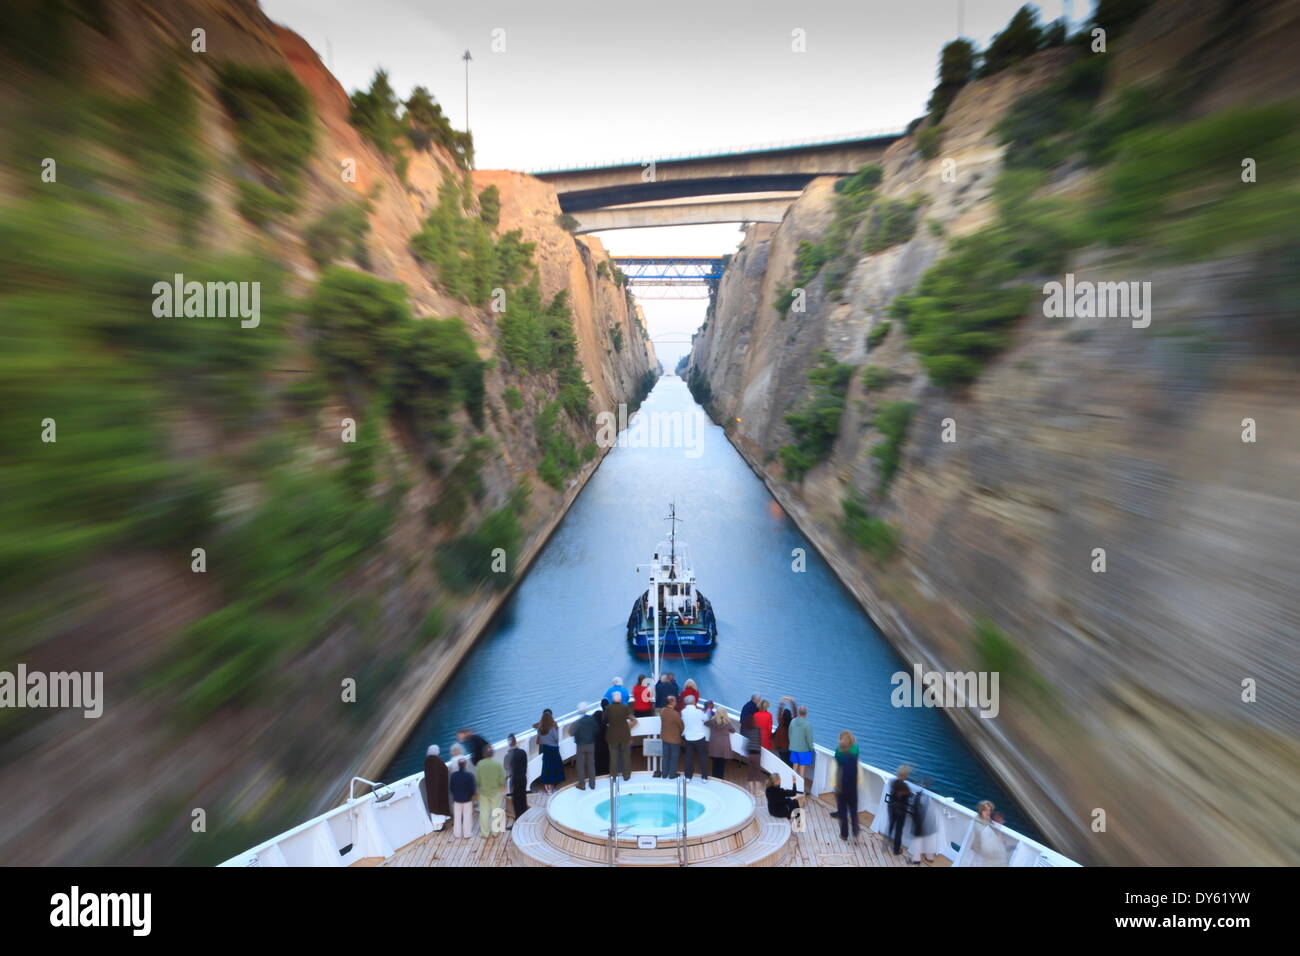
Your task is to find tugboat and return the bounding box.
[627,504,717,661]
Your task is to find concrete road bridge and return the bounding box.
[531,130,903,233]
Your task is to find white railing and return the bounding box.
[220,701,1078,867]
[526,128,907,175]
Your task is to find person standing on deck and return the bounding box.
[534,709,564,794]
[739,694,760,730]
[449,758,475,839]
[448,742,468,769]
[664,672,681,704]
[679,679,701,709]
[632,676,654,717]
[753,699,774,752]
[910,781,941,865]
[424,745,451,820]
[706,705,736,781]
[833,731,862,842]
[475,746,505,839]
[787,707,814,791]
[457,729,488,764]
[506,734,528,826]
[602,677,627,708]
[743,716,765,796]
[654,673,673,709]
[605,692,636,780]
[658,696,684,779]
[681,696,709,780]
[572,708,599,790]
[594,700,610,776]
[773,709,793,766]
[887,766,913,856]
[964,801,1010,866]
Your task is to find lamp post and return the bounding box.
[462,49,472,135]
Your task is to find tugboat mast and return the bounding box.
[666,502,680,578]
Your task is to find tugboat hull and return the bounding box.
[626,594,717,660]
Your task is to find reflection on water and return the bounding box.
[385,379,1039,838]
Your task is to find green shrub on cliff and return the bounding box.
[411,178,535,305]
[426,437,491,530]
[916,125,944,160]
[976,5,1043,79]
[436,498,524,593]
[390,315,486,437]
[835,162,884,196]
[926,39,976,123]
[108,60,210,240]
[862,196,923,255]
[862,365,893,391]
[870,401,914,491]
[779,353,855,481]
[890,172,1074,385]
[165,449,395,725]
[994,54,1106,169]
[867,321,892,350]
[1088,102,1300,259]
[535,400,583,490]
[404,85,474,168]
[305,200,373,268]
[841,495,899,560]
[478,184,501,228]
[308,267,410,386]
[308,267,486,445]
[217,63,315,202]
[349,69,404,164]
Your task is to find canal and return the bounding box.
[384,377,1038,837]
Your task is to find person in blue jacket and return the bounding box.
[602,676,628,707]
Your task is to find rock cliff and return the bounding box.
[688,0,1299,864]
[0,0,655,863]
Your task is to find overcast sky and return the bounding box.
[262,0,1087,367]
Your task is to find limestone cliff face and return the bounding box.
[0,0,655,864]
[689,3,1299,865]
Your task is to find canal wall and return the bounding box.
[687,0,1300,865]
[0,0,658,864]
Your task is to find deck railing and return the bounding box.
[220,701,1079,867]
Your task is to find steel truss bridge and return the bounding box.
[611,256,725,300]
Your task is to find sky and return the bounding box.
[262,0,1088,367]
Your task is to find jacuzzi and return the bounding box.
[547,775,754,838]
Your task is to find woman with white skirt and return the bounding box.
[963,800,1010,866]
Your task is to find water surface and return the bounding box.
[384,378,1038,837]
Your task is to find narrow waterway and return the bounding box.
[385,377,1037,837]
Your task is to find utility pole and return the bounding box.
[462,49,472,135]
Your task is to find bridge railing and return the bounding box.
[527,128,906,175]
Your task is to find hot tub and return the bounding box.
[547,775,753,838]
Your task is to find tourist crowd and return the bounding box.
[419,674,1011,865]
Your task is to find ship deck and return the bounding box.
[363,751,950,868]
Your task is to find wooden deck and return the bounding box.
[372,752,949,868]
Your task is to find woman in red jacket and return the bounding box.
[632,674,654,717]
[753,699,774,752]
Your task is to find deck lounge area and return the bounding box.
[367,749,945,868]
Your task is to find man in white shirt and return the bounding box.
[681,698,710,781]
